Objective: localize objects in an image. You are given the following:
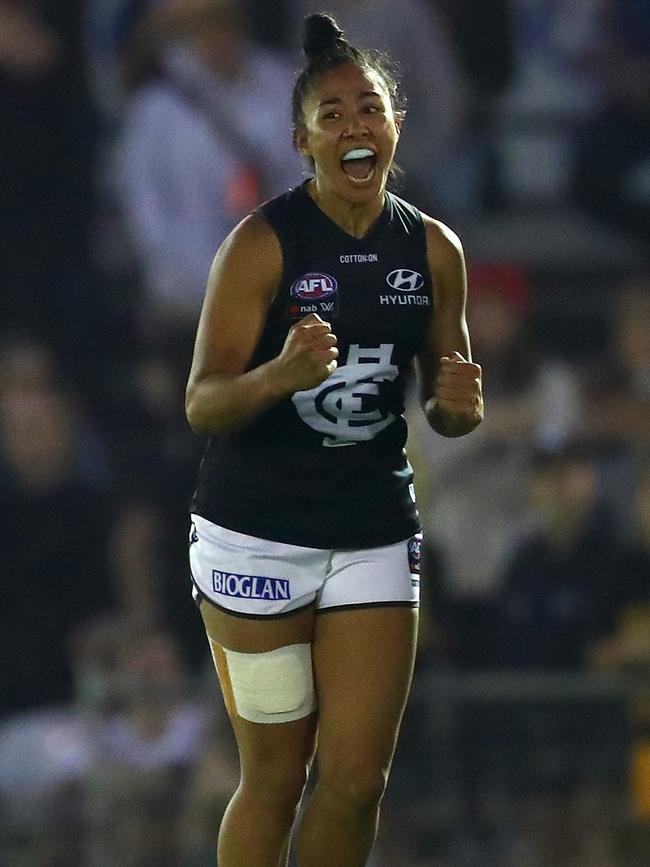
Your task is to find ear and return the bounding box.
[394,110,405,136]
[293,127,311,157]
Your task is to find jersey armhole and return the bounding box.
[254,205,290,308]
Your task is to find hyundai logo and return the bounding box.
[386,269,424,291]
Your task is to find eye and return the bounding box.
[363,104,382,115]
[322,110,340,121]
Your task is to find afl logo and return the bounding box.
[408,533,422,574]
[386,269,424,292]
[290,273,338,300]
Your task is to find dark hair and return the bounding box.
[292,13,405,135]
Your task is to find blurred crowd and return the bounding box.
[0,1,648,865]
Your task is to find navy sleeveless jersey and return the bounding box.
[191,182,434,548]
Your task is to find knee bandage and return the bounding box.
[220,643,316,724]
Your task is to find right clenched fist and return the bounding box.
[273,313,338,394]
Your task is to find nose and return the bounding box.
[343,112,369,138]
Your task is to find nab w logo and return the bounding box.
[386,269,424,292]
[292,344,398,447]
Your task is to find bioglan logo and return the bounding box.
[288,272,339,319]
[380,268,429,306]
[212,570,291,601]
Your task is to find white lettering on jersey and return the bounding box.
[292,344,398,447]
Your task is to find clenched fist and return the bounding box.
[433,351,483,434]
[275,313,338,394]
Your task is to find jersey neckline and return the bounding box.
[295,180,390,245]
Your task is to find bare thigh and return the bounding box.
[200,603,319,779]
[312,606,419,784]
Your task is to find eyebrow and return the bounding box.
[318,91,383,107]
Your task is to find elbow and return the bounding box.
[185,387,215,436]
[185,397,205,435]
[185,384,238,436]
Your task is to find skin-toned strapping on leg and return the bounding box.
[201,602,318,867]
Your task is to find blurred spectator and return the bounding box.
[106,491,208,672]
[0,0,98,358]
[80,625,212,867]
[0,708,93,867]
[90,339,206,669]
[408,261,581,614]
[242,0,293,51]
[494,444,620,670]
[436,0,516,211]
[574,0,650,240]
[86,0,152,125]
[437,0,515,100]
[86,333,200,510]
[289,0,471,216]
[114,0,302,336]
[0,344,112,713]
[86,0,295,122]
[374,667,459,867]
[176,707,240,867]
[493,0,605,209]
[109,499,167,627]
[577,276,650,532]
[580,278,650,452]
[473,444,628,866]
[70,617,238,865]
[465,262,580,449]
[591,458,650,857]
[592,459,650,674]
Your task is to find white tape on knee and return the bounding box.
[222,643,316,724]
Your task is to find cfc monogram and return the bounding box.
[292,344,398,447]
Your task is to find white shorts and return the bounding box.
[189,514,421,618]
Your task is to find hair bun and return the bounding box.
[303,13,345,61]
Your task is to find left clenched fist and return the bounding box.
[435,351,483,426]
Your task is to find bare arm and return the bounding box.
[185,213,338,435]
[415,218,483,437]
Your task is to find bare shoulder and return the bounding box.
[420,214,465,267]
[223,209,281,249]
[204,212,283,309]
[212,210,283,294]
[419,214,467,303]
[190,211,284,382]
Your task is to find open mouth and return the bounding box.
[340,147,378,184]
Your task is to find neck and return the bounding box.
[307,179,384,239]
